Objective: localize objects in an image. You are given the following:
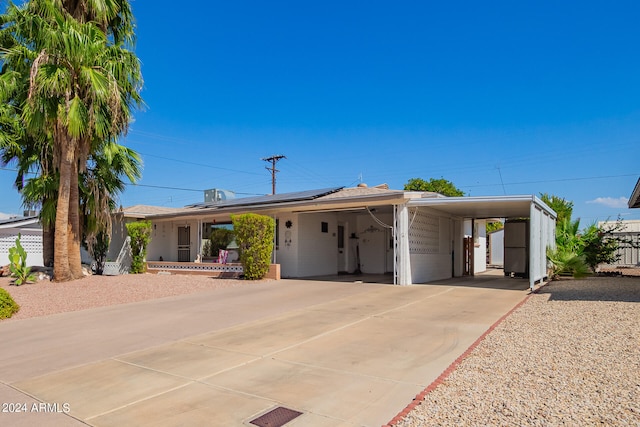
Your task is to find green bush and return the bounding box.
[126,220,152,274]
[8,234,36,285]
[0,288,20,319]
[547,247,590,279]
[581,222,622,271]
[232,213,275,280]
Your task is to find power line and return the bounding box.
[138,152,263,176]
[124,182,262,196]
[262,154,286,195]
[461,173,638,189]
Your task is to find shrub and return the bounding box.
[86,231,110,275]
[547,247,590,279]
[581,221,622,271]
[232,213,275,280]
[0,288,20,319]
[125,220,152,274]
[8,234,36,285]
[209,228,235,255]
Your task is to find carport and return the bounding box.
[396,195,556,289]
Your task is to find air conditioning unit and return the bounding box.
[204,189,236,203]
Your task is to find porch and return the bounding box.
[145,261,281,280]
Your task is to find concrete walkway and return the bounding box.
[0,274,530,427]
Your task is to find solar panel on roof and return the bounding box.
[185,187,343,209]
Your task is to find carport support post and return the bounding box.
[529,202,536,291]
[396,204,412,285]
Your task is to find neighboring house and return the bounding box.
[113,183,556,289]
[603,178,640,267]
[597,219,640,268]
[0,215,43,266]
[0,214,93,269]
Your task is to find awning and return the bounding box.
[406,195,556,219]
[401,195,556,289]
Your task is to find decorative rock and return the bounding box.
[0,265,10,277]
[393,277,640,427]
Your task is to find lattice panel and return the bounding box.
[0,231,42,253]
[147,262,243,272]
[408,210,440,254]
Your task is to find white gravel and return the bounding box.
[0,273,269,321]
[393,276,640,426]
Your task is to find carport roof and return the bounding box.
[408,195,557,219]
[629,177,640,209]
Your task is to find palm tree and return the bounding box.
[82,141,142,273]
[1,0,142,281]
[56,0,135,46]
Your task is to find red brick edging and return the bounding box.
[383,286,545,427]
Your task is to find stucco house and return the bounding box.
[0,214,43,266]
[112,184,556,289]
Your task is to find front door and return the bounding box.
[337,223,347,273]
[178,226,190,262]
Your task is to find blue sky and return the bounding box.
[1,0,639,224]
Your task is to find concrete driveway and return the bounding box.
[0,273,530,427]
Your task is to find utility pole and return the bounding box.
[262,155,286,195]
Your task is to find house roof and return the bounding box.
[123,185,417,220]
[120,205,197,218]
[0,215,40,229]
[120,185,556,222]
[629,177,640,209]
[185,187,343,209]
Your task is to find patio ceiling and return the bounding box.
[408,195,557,219]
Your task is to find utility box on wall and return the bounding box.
[504,219,529,278]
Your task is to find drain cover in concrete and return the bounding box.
[250,406,303,427]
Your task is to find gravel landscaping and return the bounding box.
[392,276,640,427]
[0,273,268,321]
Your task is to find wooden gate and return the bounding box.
[463,236,474,276]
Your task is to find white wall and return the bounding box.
[147,221,179,261]
[489,229,504,266]
[474,219,487,274]
[276,214,300,277]
[410,210,453,283]
[356,213,393,274]
[296,212,338,277]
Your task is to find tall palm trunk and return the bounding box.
[53,131,73,282]
[68,157,84,279]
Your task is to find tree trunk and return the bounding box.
[42,223,54,268]
[68,158,84,279]
[53,143,73,282]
